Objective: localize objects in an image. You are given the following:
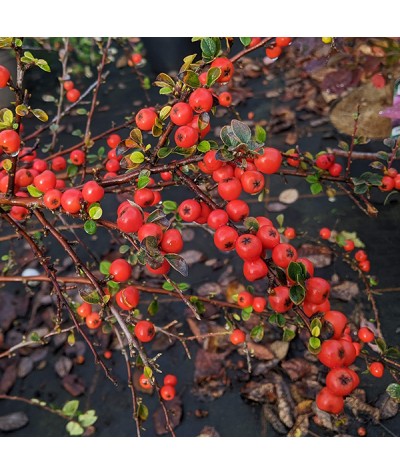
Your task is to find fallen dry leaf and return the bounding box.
[62,374,85,397]
[240,380,276,403]
[262,404,287,434]
[331,281,359,302]
[281,358,318,382]
[0,411,29,432]
[198,426,220,437]
[287,414,309,437]
[297,243,333,268]
[153,397,182,436]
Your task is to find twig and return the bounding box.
[0,394,70,421]
[230,37,273,63]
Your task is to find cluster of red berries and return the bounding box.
[314,153,342,177]
[319,228,371,273]
[316,311,360,414]
[139,373,177,401]
[77,301,102,330]
[379,167,400,192]
[63,79,81,103]
[135,57,234,147]
[265,37,292,60]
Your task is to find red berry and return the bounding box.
[240,170,265,195]
[225,199,249,222]
[160,171,173,182]
[66,88,81,102]
[61,189,82,214]
[230,329,246,345]
[323,311,348,340]
[235,234,263,260]
[316,387,344,414]
[32,159,48,173]
[326,367,359,396]
[15,168,34,187]
[343,240,355,252]
[272,243,297,268]
[161,229,184,253]
[302,299,330,318]
[318,340,348,368]
[145,258,171,275]
[284,227,296,240]
[268,286,293,313]
[254,148,282,174]
[107,134,121,148]
[82,181,104,203]
[70,150,85,166]
[137,223,163,243]
[207,209,229,229]
[266,45,282,59]
[237,291,254,308]
[131,53,142,65]
[369,362,384,378]
[170,102,193,126]
[315,153,335,170]
[257,225,280,249]
[211,57,234,83]
[134,320,155,343]
[275,37,292,47]
[213,164,234,182]
[51,156,67,171]
[115,286,140,310]
[77,302,92,318]
[358,327,375,343]
[174,126,198,148]
[243,258,268,281]
[86,312,102,329]
[160,384,176,400]
[135,108,157,131]
[178,199,201,222]
[139,374,152,390]
[43,189,62,210]
[355,250,367,262]
[218,177,242,201]
[214,225,239,252]
[379,176,395,191]
[249,37,261,48]
[359,260,371,273]
[189,88,213,113]
[134,188,154,207]
[319,228,331,239]
[305,277,330,305]
[164,374,178,387]
[252,297,267,313]
[117,205,144,233]
[218,92,232,107]
[0,130,21,154]
[63,80,74,91]
[203,150,222,171]
[329,163,342,177]
[0,65,11,88]
[109,259,132,283]
[387,167,398,178]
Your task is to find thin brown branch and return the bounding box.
[230,37,273,63]
[0,394,70,420]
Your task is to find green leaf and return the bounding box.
[137,403,149,421]
[181,70,200,88]
[305,174,319,184]
[32,109,49,122]
[157,147,172,159]
[241,306,253,321]
[99,260,111,275]
[310,183,323,195]
[165,253,188,277]
[159,86,173,95]
[231,119,251,144]
[67,332,75,346]
[309,337,321,350]
[178,282,190,291]
[338,141,349,151]
[79,289,101,304]
[148,298,159,316]
[375,337,387,354]
[66,421,84,436]
[162,281,174,291]
[206,67,221,87]
[78,410,98,428]
[88,203,102,220]
[255,125,266,144]
[282,328,296,342]
[130,151,145,164]
[287,262,307,284]
[289,285,306,305]
[240,37,251,47]
[67,164,78,178]
[30,332,40,342]
[143,366,153,379]
[159,106,171,122]
[197,140,211,153]
[27,184,43,197]
[162,200,177,212]
[15,104,29,117]
[250,324,264,343]
[243,217,259,233]
[155,73,175,88]
[62,400,80,417]
[84,220,97,235]
[36,59,51,72]
[386,383,400,403]
[137,176,150,189]
[276,214,284,228]
[200,37,219,61]
[23,51,35,61]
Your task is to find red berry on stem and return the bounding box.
[230,329,246,345]
[134,320,155,343]
[369,362,384,378]
[135,108,157,131]
[211,57,234,83]
[254,147,282,174]
[109,259,132,283]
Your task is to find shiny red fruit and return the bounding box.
[161,229,184,253]
[70,149,85,165]
[235,234,263,260]
[237,291,254,309]
[174,126,198,148]
[358,327,375,343]
[252,297,267,313]
[109,259,132,282]
[43,189,62,210]
[160,384,176,400]
[219,92,232,107]
[319,227,331,239]
[214,225,239,251]
[207,209,229,229]
[0,65,11,88]
[211,57,234,83]
[0,130,21,154]
[272,243,297,268]
[107,134,121,149]
[164,374,178,387]
[66,88,80,102]
[268,286,293,313]
[82,181,104,203]
[254,147,282,174]
[77,302,92,318]
[135,108,157,131]
[137,223,163,243]
[323,311,348,340]
[61,189,82,214]
[189,88,213,113]
[230,329,246,345]
[115,286,140,311]
[257,225,280,249]
[225,200,249,222]
[170,102,193,126]
[316,387,344,414]
[241,170,265,194]
[178,199,201,222]
[218,177,242,201]
[369,362,384,378]
[305,277,330,305]
[86,312,102,329]
[243,258,268,281]
[134,320,155,343]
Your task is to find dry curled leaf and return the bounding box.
[297,243,333,268]
[376,393,399,420]
[62,374,85,397]
[281,358,318,382]
[274,374,295,428]
[262,404,287,435]
[331,281,359,302]
[153,397,182,436]
[244,341,275,361]
[345,395,380,423]
[287,414,309,437]
[240,380,276,403]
